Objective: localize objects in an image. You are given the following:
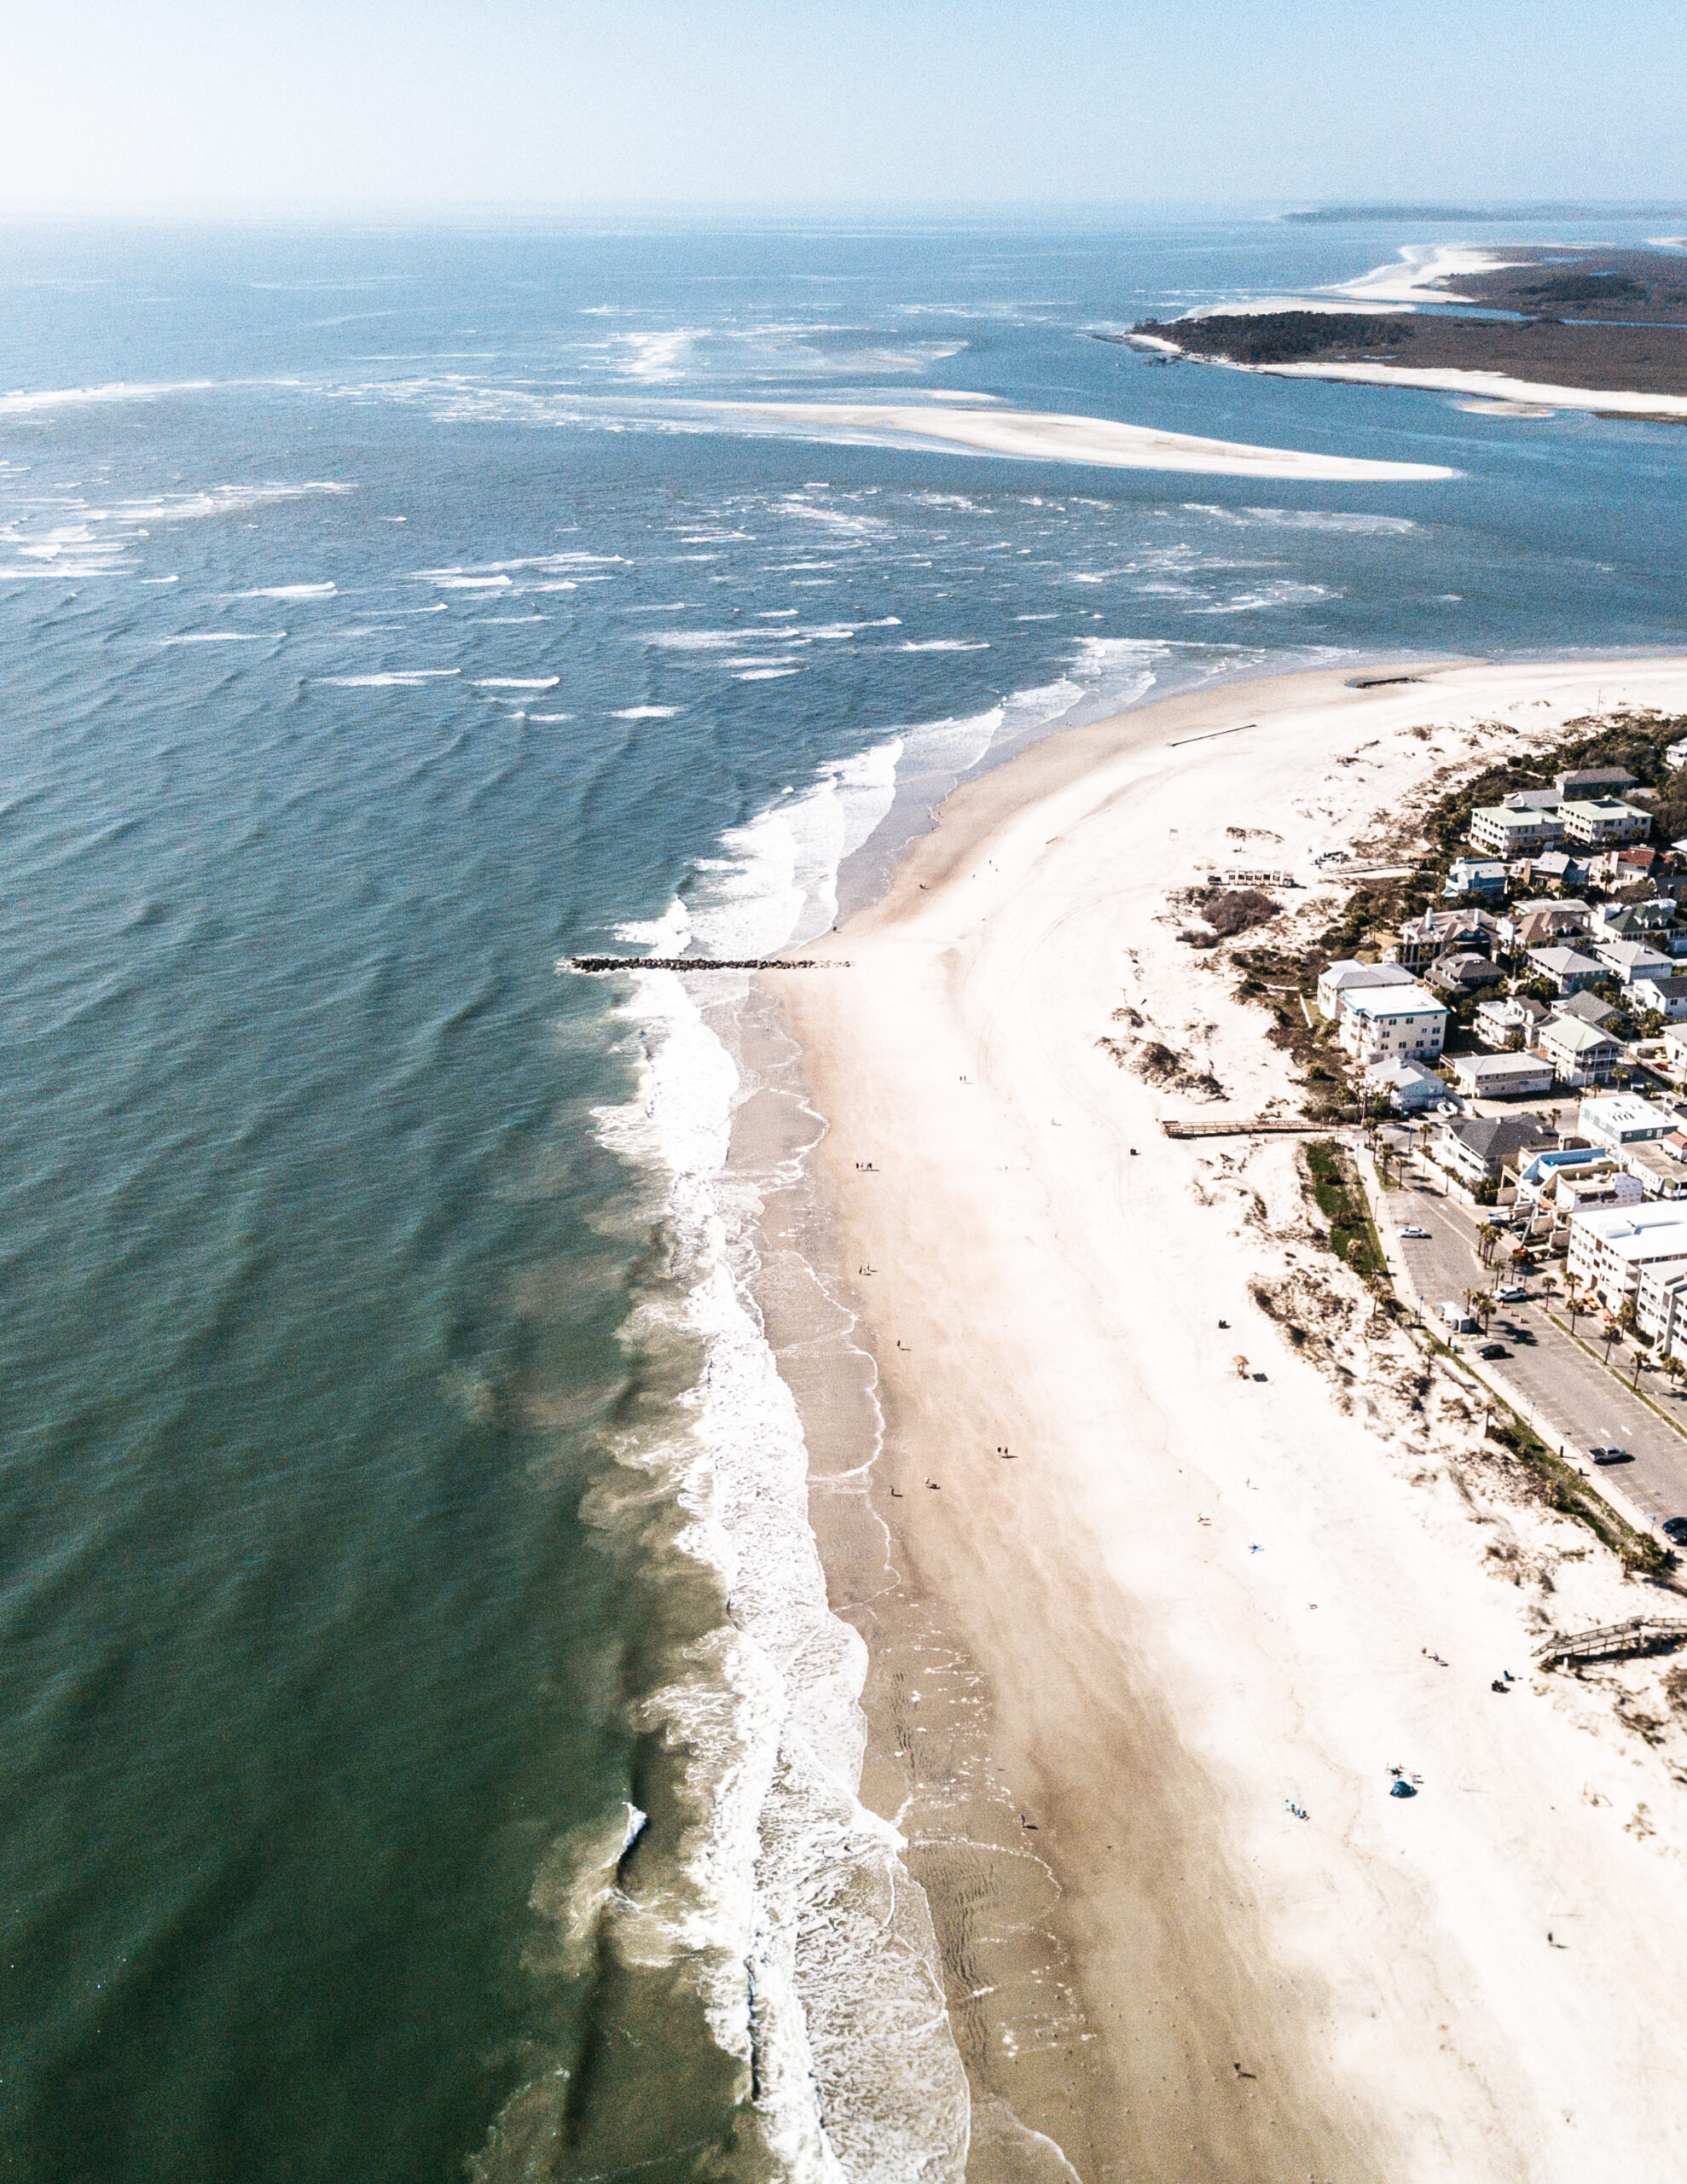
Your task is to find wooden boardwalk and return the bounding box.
[1535,1616,1687,1668]
[1162,1116,1344,1140]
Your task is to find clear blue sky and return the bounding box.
[3,0,1684,214]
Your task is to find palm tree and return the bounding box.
[1477,1222,1501,1267]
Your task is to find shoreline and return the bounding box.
[759,655,1687,2181]
[1128,335,1687,418]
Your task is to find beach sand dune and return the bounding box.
[760,657,1687,2183]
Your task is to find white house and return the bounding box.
[1468,799,1565,857]
[1336,984,1449,1065]
[1629,973,1687,1024]
[1537,1015,1620,1089]
[1638,1258,1687,1357]
[1363,1057,1445,1112]
[1666,738,1687,771]
[1567,1201,1687,1307]
[1448,1050,1555,1100]
[1475,994,1548,1048]
[1592,938,1675,985]
[1314,958,1417,1021]
[1559,798,1651,848]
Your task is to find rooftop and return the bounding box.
[1343,985,1447,1019]
[1543,1017,1620,1053]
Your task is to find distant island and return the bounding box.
[1282,203,1687,224]
[1118,244,1687,406]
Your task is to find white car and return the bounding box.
[1496,1284,1527,1303]
[1399,1224,1430,1240]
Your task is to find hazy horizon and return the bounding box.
[3,0,1684,218]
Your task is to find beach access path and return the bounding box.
[763,655,1687,2184]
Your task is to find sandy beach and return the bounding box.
[759,656,1687,2184]
[697,398,1462,478]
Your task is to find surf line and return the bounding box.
[1168,720,1257,748]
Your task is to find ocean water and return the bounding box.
[3,212,1685,2184]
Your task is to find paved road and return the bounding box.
[1371,1160,1687,1535]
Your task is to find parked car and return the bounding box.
[1495,1285,1527,1303]
[1478,1342,1509,1360]
[1400,1224,1430,1240]
[1662,1518,1687,1544]
[1591,1446,1633,1465]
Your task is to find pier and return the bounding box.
[561,956,849,973]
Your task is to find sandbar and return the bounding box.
[697,398,1461,479]
[760,655,1687,2182]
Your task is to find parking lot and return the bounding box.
[1371,1159,1687,1536]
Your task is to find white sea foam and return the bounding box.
[1185,503,1417,536]
[735,666,803,680]
[896,639,988,653]
[581,787,972,2174]
[474,676,560,688]
[322,670,461,686]
[0,379,216,414]
[234,581,338,598]
[613,705,683,719]
[159,630,285,643]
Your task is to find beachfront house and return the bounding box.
[1557,766,1638,799]
[1448,1050,1555,1101]
[1537,1015,1620,1089]
[1435,1114,1555,1193]
[1629,973,1687,1024]
[1667,739,1687,771]
[1363,1056,1446,1113]
[1567,1199,1687,1310]
[1468,796,1566,857]
[1560,798,1652,849]
[1592,938,1675,985]
[1527,944,1605,996]
[1336,984,1449,1066]
[1443,859,1509,900]
[1314,958,1417,1021]
[1475,994,1548,1048]
[1387,909,1497,973]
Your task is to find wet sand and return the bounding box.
[758,655,1687,2183]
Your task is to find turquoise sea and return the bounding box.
[3,212,1685,2184]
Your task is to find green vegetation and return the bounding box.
[1423,707,1687,863]
[1482,1406,1671,1576]
[1133,311,1417,364]
[1304,1140,1384,1283]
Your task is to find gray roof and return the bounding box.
[1557,990,1620,1027]
[1445,1115,1557,1166]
